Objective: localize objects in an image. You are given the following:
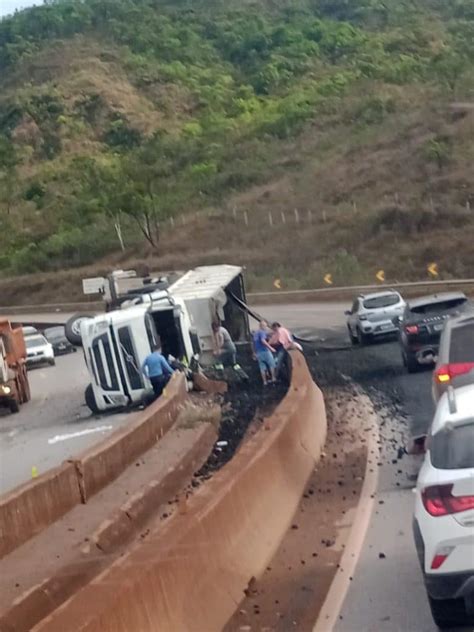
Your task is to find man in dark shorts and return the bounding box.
[252,320,276,386]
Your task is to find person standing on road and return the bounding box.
[141,344,175,399]
[212,321,237,368]
[252,320,276,386]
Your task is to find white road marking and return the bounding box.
[313,404,380,632]
[48,425,113,445]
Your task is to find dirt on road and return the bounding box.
[224,387,374,632]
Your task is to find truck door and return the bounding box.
[117,325,144,394]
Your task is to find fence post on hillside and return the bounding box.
[243,211,249,227]
[322,210,327,223]
[268,212,273,227]
[181,215,186,225]
[352,200,357,214]
[170,216,175,228]
[307,210,312,224]
[281,211,286,225]
[232,206,237,222]
[294,208,299,224]
[467,200,471,212]
[429,196,435,213]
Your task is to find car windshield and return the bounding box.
[449,324,474,363]
[26,336,47,348]
[410,297,467,315]
[431,421,474,469]
[363,295,400,309]
[45,328,65,341]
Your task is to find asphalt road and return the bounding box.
[1,302,443,631]
[0,352,136,494]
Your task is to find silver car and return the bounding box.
[346,290,406,345]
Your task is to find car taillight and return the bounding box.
[405,325,419,335]
[431,546,455,570]
[422,484,474,517]
[434,363,474,384]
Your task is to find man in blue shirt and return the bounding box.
[252,320,276,386]
[141,344,175,399]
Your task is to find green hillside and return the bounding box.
[0,0,473,296]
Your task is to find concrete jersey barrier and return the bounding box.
[0,373,186,559]
[33,351,327,632]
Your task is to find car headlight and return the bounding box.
[1,385,11,395]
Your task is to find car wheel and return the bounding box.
[85,384,100,415]
[428,595,471,629]
[405,352,419,373]
[65,313,94,347]
[49,359,56,366]
[357,328,371,346]
[348,326,358,345]
[9,398,20,414]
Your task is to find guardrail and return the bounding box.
[0,278,473,316]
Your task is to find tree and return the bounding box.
[0,135,19,215]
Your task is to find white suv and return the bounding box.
[345,290,405,345]
[413,384,474,630]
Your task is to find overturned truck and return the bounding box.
[68,265,251,413]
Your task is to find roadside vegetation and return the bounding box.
[0,0,473,298]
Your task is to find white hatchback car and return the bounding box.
[413,385,474,629]
[25,334,55,367]
[345,290,406,345]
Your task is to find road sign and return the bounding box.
[273,278,282,290]
[324,274,333,285]
[376,270,385,282]
[82,277,106,295]
[428,263,438,277]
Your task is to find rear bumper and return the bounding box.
[360,322,398,336]
[413,519,474,599]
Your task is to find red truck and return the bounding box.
[0,319,30,413]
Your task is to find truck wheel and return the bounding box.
[9,399,20,414]
[65,314,93,347]
[428,595,470,629]
[85,384,100,414]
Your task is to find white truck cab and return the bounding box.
[82,294,196,413]
[79,265,249,413]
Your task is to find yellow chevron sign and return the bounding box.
[428,263,438,277]
[324,273,333,285]
[376,270,385,282]
[273,278,282,289]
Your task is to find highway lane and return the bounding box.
[0,352,137,493]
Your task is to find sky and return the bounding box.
[0,0,45,18]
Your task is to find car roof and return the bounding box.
[358,290,401,300]
[408,291,467,309]
[432,384,474,434]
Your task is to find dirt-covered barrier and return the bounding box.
[34,351,327,632]
[0,373,186,559]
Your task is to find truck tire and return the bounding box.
[65,314,93,347]
[9,399,20,414]
[85,384,100,415]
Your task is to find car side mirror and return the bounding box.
[344,310,352,316]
